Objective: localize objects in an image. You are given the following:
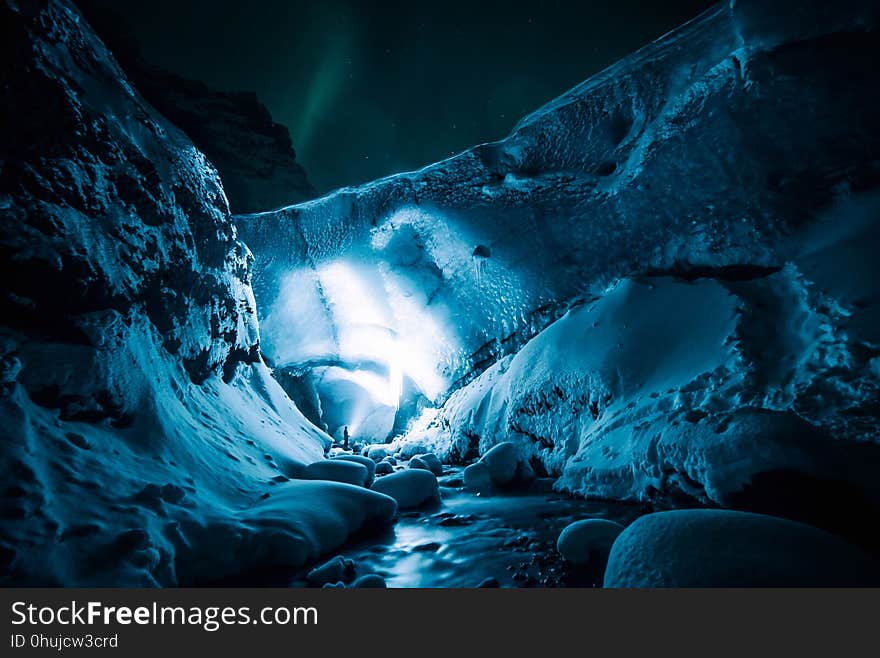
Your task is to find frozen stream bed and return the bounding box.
[295,468,646,588]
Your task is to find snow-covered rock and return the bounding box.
[233,486,394,583]
[463,462,493,491]
[370,470,439,510]
[408,457,431,472]
[352,573,387,588]
[303,460,369,487]
[414,453,443,476]
[556,519,625,565]
[460,442,532,490]
[481,443,519,485]
[332,454,376,485]
[603,510,879,587]
[375,461,394,476]
[366,446,389,462]
[306,555,355,586]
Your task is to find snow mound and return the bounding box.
[370,470,439,510]
[557,519,625,565]
[393,267,880,511]
[303,460,370,487]
[603,509,879,587]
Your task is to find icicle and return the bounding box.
[471,244,491,287]
[472,256,483,285]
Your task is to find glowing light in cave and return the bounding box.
[316,259,448,404]
[259,208,475,437]
[259,257,451,438]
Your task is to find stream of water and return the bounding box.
[297,468,647,588]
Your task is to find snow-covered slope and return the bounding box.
[399,255,880,505]
[0,0,394,586]
[238,0,880,505]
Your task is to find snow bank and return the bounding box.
[393,264,880,508]
[0,329,397,585]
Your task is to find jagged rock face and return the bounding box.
[118,68,316,215]
[239,0,880,506]
[74,1,317,215]
[0,0,389,586]
[0,0,262,396]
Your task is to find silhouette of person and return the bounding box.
[343,426,350,450]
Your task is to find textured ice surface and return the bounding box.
[393,260,880,505]
[239,0,880,442]
[239,0,880,504]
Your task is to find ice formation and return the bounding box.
[239,0,880,508]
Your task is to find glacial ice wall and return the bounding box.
[240,0,879,389]
[240,0,880,503]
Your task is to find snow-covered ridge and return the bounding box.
[0,0,394,585]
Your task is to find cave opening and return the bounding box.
[261,257,456,444]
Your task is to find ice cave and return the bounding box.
[2,0,880,588]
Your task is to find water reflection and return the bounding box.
[342,471,644,588]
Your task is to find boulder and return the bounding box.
[303,460,369,487]
[332,454,376,485]
[556,519,625,565]
[481,442,519,485]
[408,457,431,472]
[370,470,439,510]
[375,461,394,476]
[306,556,354,586]
[414,453,443,476]
[366,446,388,462]
[603,509,880,587]
[463,462,493,491]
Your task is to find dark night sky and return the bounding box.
[84,0,715,194]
